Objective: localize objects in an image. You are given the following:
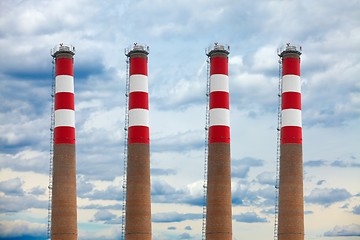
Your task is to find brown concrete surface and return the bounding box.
[206,143,232,240]
[278,143,304,240]
[125,143,152,240]
[51,144,77,240]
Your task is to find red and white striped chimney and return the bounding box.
[125,44,152,240]
[206,43,232,240]
[51,44,78,240]
[278,43,304,240]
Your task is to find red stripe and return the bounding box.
[128,126,149,144]
[54,127,75,144]
[282,57,300,76]
[130,57,148,75]
[210,92,229,109]
[281,126,302,144]
[210,57,228,75]
[129,92,149,110]
[282,92,301,110]
[209,126,230,143]
[55,92,74,110]
[56,58,74,76]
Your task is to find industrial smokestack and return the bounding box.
[277,43,304,240]
[205,43,232,240]
[125,44,152,240]
[50,44,78,240]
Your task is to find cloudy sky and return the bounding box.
[1,0,360,239]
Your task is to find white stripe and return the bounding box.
[130,75,148,93]
[210,74,229,93]
[129,109,149,127]
[55,109,75,127]
[55,75,74,93]
[282,75,301,93]
[281,109,302,127]
[209,108,230,126]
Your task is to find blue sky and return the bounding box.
[0,0,360,239]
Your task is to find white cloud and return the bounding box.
[0,150,48,174]
[0,220,46,238]
[251,45,278,72]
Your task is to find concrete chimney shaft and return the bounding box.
[125,44,152,240]
[206,44,232,240]
[278,45,304,240]
[51,44,78,240]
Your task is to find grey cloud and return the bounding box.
[353,205,360,215]
[331,160,360,168]
[316,180,326,186]
[305,188,352,206]
[168,226,176,230]
[29,186,46,195]
[324,224,360,237]
[233,157,264,167]
[152,212,202,223]
[151,168,177,176]
[0,195,47,213]
[92,210,121,224]
[0,178,24,196]
[331,161,345,167]
[256,172,275,186]
[341,203,349,209]
[232,165,250,179]
[77,175,95,197]
[232,183,275,207]
[179,232,192,239]
[152,180,179,196]
[233,212,268,223]
[232,157,264,179]
[304,159,360,169]
[76,148,123,181]
[83,184,122,201]
[304,160,327,167]
[0,83,50,153]
[80,204,122,210]
[93,210,116,221]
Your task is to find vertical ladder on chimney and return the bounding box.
[47,58,56,240]
[202,57,211,240]
[121,58,130,240]
[274,58,282,240]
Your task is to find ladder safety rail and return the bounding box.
[274,57,282,240]
[202,58,211,240]
[121,58,130,240]
[47,58,56,240]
